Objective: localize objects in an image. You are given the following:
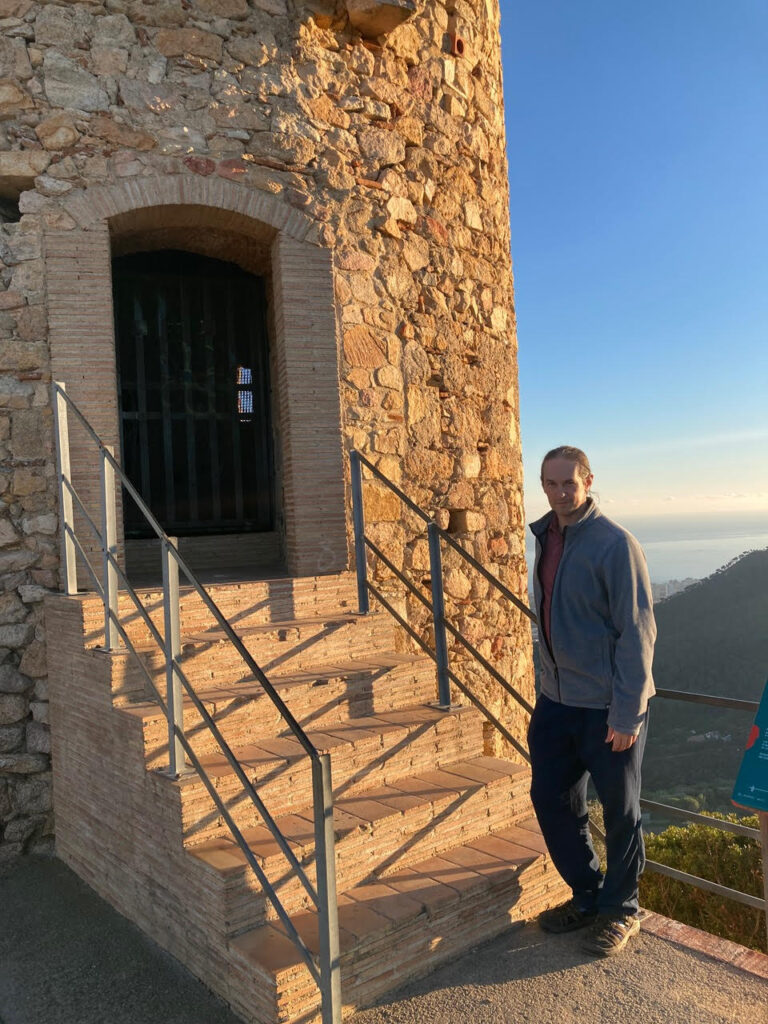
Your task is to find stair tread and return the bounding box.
[182,611,374,645]
[230,818,547,972]
[119,652,429,721]
[187,755,529,873]
[181,704,477,780]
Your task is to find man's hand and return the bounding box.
[605,727,637,752]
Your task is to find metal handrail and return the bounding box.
[349,449,766,924]
[654,687,758,713]
[354,450,536,623]
[52,382,341,1024]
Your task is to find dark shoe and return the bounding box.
[581,913,640,956]
[538,898,598,934]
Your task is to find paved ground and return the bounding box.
[1,855,766,1024]
[352,922,768,1024]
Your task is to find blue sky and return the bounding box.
[499,1,768,519]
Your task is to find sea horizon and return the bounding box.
[524,508,768,584]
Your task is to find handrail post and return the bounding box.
[350,451,369,615]
[101,445,120,650]
[52,382,77,595]
[427,521,451,709]
[312,754,342,1024]
[162,536,185,777]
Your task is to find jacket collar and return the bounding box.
[529,497,601,539]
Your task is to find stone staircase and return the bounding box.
[46,570,567,1024]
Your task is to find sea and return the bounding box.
[524,509,768,584]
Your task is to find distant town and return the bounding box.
[650,578,698,602]
[528,578,698,635]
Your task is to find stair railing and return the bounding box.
[349,449,767,939]
[351,449,534,763]
[52,382,342,1024]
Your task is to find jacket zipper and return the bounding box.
[537,528,566,703]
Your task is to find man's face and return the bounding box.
[541,457,593,521]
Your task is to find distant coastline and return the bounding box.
[525,508,768,585]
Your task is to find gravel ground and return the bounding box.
[1,855,765,1024]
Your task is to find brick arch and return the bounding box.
[61,174,319,245]
[47,177,347,580]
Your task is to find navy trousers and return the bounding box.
[528,694,648,917]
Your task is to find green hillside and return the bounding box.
[644,548,768,816]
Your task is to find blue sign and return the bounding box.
[732,679,768,813]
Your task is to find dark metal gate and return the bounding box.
[113,250,275,538]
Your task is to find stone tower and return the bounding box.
[0,0,534,941]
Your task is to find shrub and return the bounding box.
[640,813,766,953]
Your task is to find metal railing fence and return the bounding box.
[349,449,767,933]
[53,382,342,1024]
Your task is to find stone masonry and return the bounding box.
[0,0,533,866]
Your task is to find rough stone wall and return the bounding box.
[0,0,533,861]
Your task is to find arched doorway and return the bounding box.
[113,250,275,547]
[47,177,348,581]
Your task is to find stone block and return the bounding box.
[345,0,416,37]
[386,195,417,224]
[362,481,400,521]
[246,131,316,166]
[0,78,33,120]
[0,36,32,80]
[154,28,223,62]
[34,4,84,48]
[0,665,30,694]
[359,128,406,168]
[30,700,48,724]
[0,550,36,575]
[18,640,46,678]
[0,724,22,752]
[92,14,137,48]
[26,720,50,754]
[251,0,288,12]
[0,3,32,19]
[43,51,109,113]
[11,471,45,499]
[21,513,57,537]
[0,339,48,373]
[449,509,486,533]
[0,519,18,548]
[0,624,33,650]
[0,692,27,724]
[194,0,250,18]
[375,365,403,391]
[2,816,36,844]
[0,592,25,625]
[0,151,51,199]
[91,46,130,77]
[343,325,387,369]
[11,770,51,809]
[0,291,24,311]
[459,451,482,479]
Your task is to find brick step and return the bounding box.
[169,704,485,846]
[78,572,362,649]
[226,819,567,1024]
[120,653,438,767]
[184,756,532,935]
[107,610,399,705]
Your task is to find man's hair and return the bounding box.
[540,445,592,483]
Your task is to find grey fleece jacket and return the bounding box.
[530,500,656,735]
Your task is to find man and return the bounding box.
[528,445,656,956]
